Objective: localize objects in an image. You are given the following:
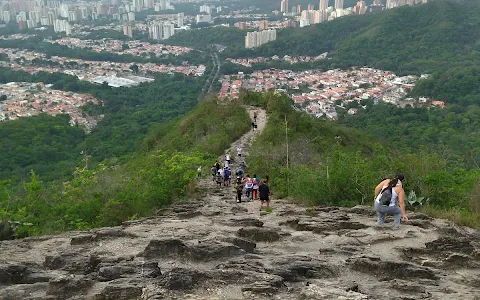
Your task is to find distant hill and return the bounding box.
[229,0,480,75]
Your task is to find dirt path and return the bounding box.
[0,106,479,300]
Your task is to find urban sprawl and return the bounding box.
[0,0,436,129]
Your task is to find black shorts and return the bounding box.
[260,198,269,202]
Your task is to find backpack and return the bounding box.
[378,187,393,206]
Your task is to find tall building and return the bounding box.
[127,11,135,21]
[297,4,302,13]
[245,29,277,49]
[238,22,246,29]
[177,12,184,27]
[280,0,287,13]
[162,22,174,39]
[148,22,163,40]
[319,0,328,10]
[307,4,315,10]
[354,0,367,14]
[53,19,71,35]
[258,20,268,30]
[335,0,344,10]
[123,23,133,38]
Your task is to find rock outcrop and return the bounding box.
[1,107,479,300]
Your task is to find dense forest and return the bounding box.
[166,27,248,49]
[0,68,205,181]
[0,100,251,238]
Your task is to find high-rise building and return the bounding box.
[127,11,135,21]
[177,12,184,27]
[280,0,287,13]
[18,11,27,21]
[354,0,367,14]
[160,0,168,10]
[148,22,163,40]
[297,4,302,13]
[238,22,246,29]
[258,20,268,30]
[319,0,328,10]
[53,19,71,35]
[335,0,344,10]
[68,10,77,22]
[163,22,174,39]
[291,6,297,13]
[40,16,49,25]
[245,29,277,49]
[307,4,315,10]
[123,23,133,38]
[196,14,211,23]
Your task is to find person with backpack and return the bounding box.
[374,173,408,229]
[235,167,244,179]
[211,165,217,182]
[216,171,223,188]
[224,167,231,186]
[252,174,259,200]
[243,174,254,201]
[259,178,271,211]
[235,181,243,203]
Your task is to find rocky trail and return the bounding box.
[1,107,480,300]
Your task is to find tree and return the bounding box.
[130,64,139,74]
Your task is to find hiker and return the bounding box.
[224,167,231,186]
[215,161,220,172]
[235,167,244,179]
[235,180,243,203]
[237,146,242,157]
[197,166,202,180]
[251,121,255,131]
[259,178,271,211]
[374,173,408,229]
[225,152,231,165]
[244,174,254,201]
[253,111,257,122]
[224,160,229,168]
[216,171,223,188]
[252,173,259,200]
[211,165,217,181]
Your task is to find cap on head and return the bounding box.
[396,173,405,181]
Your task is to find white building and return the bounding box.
[245,29,277,49]
[196,14,212,23]
[127,11,135,21]
[177,12,184,27]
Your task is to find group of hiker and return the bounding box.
[210,157,233,188]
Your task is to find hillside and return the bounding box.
[0,96,479,300]
[230,0,480,73]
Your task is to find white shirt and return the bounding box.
[226,154,230,160]
[237,147,242,155]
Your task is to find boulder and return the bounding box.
[237,227,281,242]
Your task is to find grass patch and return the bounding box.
[418,206,480,229]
